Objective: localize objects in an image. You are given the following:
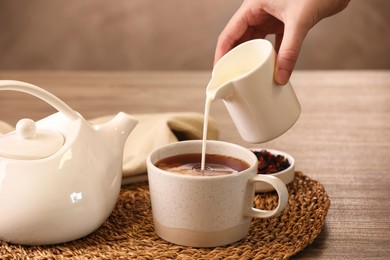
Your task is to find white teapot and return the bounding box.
[0,80,138,245]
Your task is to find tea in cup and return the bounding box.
[147,140,288,247]
[155,152,249,176]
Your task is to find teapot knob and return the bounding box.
[16,118,37,139]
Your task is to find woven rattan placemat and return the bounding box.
[0,172,330,259]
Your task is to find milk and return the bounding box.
[201,95,212,171]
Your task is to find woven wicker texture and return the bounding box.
[0,172,330,259]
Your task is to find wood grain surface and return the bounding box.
[0,70,389,259]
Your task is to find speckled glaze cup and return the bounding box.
[147,140,288,247]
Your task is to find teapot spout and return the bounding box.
[98,112,138,148]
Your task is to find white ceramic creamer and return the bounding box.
[0,80,138,245]
[206,39,301,143]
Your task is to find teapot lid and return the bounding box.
[0,118,64,160]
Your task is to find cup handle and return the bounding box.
[246,175,288,218]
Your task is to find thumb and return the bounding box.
[275,23,308,85]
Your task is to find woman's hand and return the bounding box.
[214,0,350,85]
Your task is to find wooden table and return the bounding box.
[0,70,389,259]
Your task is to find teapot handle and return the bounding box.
[0,80,79,121]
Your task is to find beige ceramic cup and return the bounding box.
[147,140,288,247]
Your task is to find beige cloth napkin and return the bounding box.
[0,113,219,185]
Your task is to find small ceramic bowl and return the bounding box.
[251,148,295,192]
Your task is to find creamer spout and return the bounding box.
[206,78,234,101]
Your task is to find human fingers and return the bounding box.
[274,33,283,53]
[274,21,309,85]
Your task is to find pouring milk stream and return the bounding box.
[201,39,301,171]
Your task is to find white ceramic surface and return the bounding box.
[207,39,301,143]
[147,140,288,247]
[0,80,138,245]
[252,148,295,193]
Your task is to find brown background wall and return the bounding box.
[0,0,389,71]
